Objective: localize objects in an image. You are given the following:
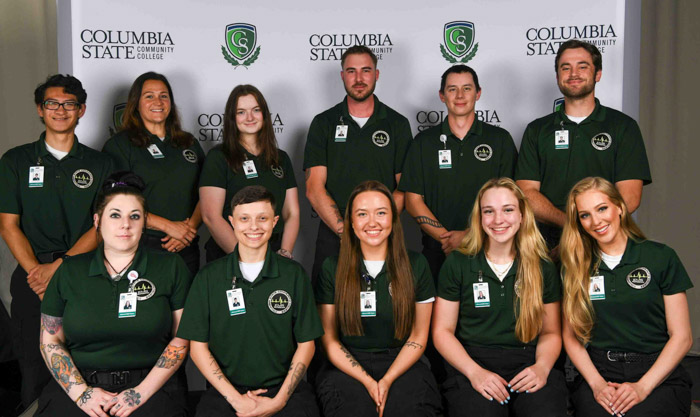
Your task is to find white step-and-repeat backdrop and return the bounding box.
[58,0,631,271]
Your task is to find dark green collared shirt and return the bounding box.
[515,99,651,210]
[303,95,412,215]
[41,245,192,369]
[399,118,518,231]
[438,250,561,348]
[177,246,322,387]
[0,133,113,255]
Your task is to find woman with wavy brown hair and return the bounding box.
[314,180,440,417]
[561,177,692,417]
[432,178,566,417]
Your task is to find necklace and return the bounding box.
[485,253,514,279]
[104,255,135,281]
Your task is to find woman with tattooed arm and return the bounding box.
[37,171,192,417]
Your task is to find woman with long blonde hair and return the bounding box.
[432,178,566,416]
[315,180,441,417]
[561,177,692,417]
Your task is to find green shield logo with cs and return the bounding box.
[444,21,474,58]
[226,23,257,60]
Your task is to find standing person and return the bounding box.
[432,178,566,417]
[36,172,191,416]
[0,74,112,408]
[304,45,413,284]
[178,186,322,417]
[561,177,692,417]
[515,40,652,250]
[400,64,518,281]
[315,181,441,417]
[200,85,299,263]
[103,71,205,276]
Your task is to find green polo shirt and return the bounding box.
[303,95,412,215]
[102,131,205,238]
[399,118,518,231]
[515,99,652,211]
[315,251,436,352]
[586,239,692,354]
[198,145,296,236]
[41,246,192,370]
[177,246,323,387]
[438,251,561,348]
[0,134,113,255]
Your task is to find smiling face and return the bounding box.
[575,189,626,254]
[480,187,522,247]
[439,71,481,118]
[94,194,145,253]
[138,79,171,131]
[228,200,278,251]
[37,87,85,135]
[341,53,379,103]
[235,94,264,138]
[556,47,601,100]
[351,191,392,258]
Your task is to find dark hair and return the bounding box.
[222,85,279,172]
[230,185,276,214]
[440,64,481,92]
[555,40,602,74]
[34,74,87,105]
[120,71,194,149]
[94,171,147,219]
[340,45,378,68]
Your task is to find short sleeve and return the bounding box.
[169,255,194,310]
[314,257,337,304]
[303,115,328,169]
[280,151,297,189]
[659,247,693,295]
[542,260,562,304]
[499,131,518,179]
[0,151,20,214]
[193,140,206,170]
[614,119,652,185]
[291,263,324,343]
[101,135,131,172]
[397,137,424,194]
[393,118,413,174]
[514,123,541,182]
[41,263,68,317]
[176,271,211,342]
[437,253,462,301]
[199,146,229,189]
[411,252,435,301]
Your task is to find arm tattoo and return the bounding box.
[339,345,370,377]
[304,170,311,181]
[209,353,225,380]
[77,387,93,406]
[123,389,141,406]
[50,352,76,393]
[331,204,343,224]
[414,216,444,229]
[404,341,424,350]
[287,362,307,396]
[41,314,63,335]
[155,344,186,369]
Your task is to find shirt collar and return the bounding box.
[89,243,149,279]
[470,250,519,280]
[35,132,84,160]
[341,95,387,126]
[555,98,606,125]
[440,117,483,141]
[228,244,279,284]
[596,238,641,272]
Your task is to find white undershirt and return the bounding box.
[239,261,265,282]
[600,251,623,270]
[486,258,514,282]
[158,136,165,141]
[362,259,435,303]
[566,114,587,124]
[351,115,369,128]
[45,142,68,160]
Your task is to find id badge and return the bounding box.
[473,283,490,308]
[438,150,452,169]
[242,160,258,179]
[118,292,137,318]
[335,125,348,142]
[147,144,165,159]
[360,291,376,317]
[29,166,44,188]
[589,276,605,300]
[226,288,246,316]
[555,130,569,149]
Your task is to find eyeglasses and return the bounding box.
[43,100,81,111]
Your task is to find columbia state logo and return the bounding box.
[591,133,612,150]
[182,149,198,163]
[440,21,479,63]
[271,165,284,179]
[473,144,493,161]
[268,290,292,314]
[626,267,651,290]
[221,23,261,69]
[72,169,93,189]
[133,278,156,301]
[372,130,390,147]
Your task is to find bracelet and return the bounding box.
[75,386,90,405]
[277,248,293,259]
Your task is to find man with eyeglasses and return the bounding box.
[0,74,113,408]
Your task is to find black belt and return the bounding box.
[82,368,150,388]
[589,347,660,363]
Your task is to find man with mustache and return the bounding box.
[304,45,412,284]
[515,40,651,250]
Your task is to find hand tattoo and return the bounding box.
[404,341,424,350]
[77,387,93,406]
[41,314,63,335]
[123,389,141,406]
[414,216,443,228]
[156,344,186,369]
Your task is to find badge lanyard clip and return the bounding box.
[361,272,374,291]
[478,270,483,282]
[440,134,447,150]
[339,116,345,126]
[231,276,238,290]
[127,275,138,293]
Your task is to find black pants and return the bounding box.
[572,348,691,417]
[10,259,52,408]
[141,233,200,277]
[194,380,319,417]
[205,234,281,265]
[442,346,567,417]
[315,348,441,417]
[310,222,341,287]
[35,368,186,416]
